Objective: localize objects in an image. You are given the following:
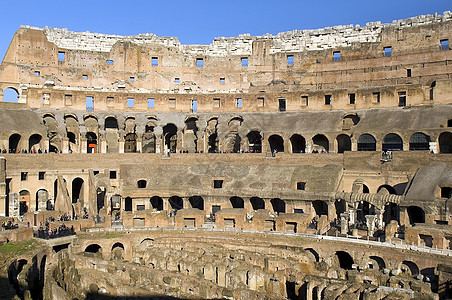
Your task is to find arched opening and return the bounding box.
[86,132,97,153]
[137,180,147,188]
[383,202,400,224]
[169,196,183,211]
[104,117,118,130]
[246,131,262,153]
[96,187,105,214]
[430,81,436,100]
[313,200,328,216]
[230,196,244,208]
[439,132,452,153]
[377,184,396,195]
[72,178,84,204]
[290,134,306,153]
[124,133,137,153]
[362,184,370,193]
[341,114,360,130]
[369,256,386,270]
[407,206,425,224]
[208,133,218,153]
[3,87,19,102]
[124,197,133,212]
[357,201,375,225]
[400,261,419,276]
[9,134,21,153]
[312,134,329,153]
[111,242,125,260]
[150,196,163,211]
[305,248,320,263]
[335,251,354,270]
[268,135,284,153]
[250,197,265,210]
[28,134,42,153]
[382,133,403,151]
[111,242,125,251]
[271,198,286,213]
[357,134,376,151]
[143,122,156,153]
[334,199,346,220]
[85,244,102,253]
[336,134,351,153]
[409,132,430,151]
[19,190,30,216]
[188,196,204,210]
[163,124,178,153]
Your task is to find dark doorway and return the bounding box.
[290,134,306,153]
[268,135,284,153]
[250,197,265,210]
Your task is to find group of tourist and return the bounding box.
[36,223,75,239]
[1,218,18,230]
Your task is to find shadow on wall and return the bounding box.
[0,275,24,299]
[85,294,223,300]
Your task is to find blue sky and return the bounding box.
[0,0,450,62]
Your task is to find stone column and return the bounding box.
[9,192,19,217]
[348,208,356,226]
[340,212,349,234]
[62,137,69,154]
[375,208,384,229]
[0,157,6,216]
[365,215,376,236]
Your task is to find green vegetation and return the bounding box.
[0,239,38,255]
[104,232,125,239]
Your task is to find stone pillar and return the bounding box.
[162,197,169,211]
[399,207,408,227]
[183,197,190,210]
[136,136,142,153]
[81,137,87,153]
[9,192,19,217]
[365,215,376,236]
[155,136,161,154]
[100,136,107,153]
[375,208,384,229]
[62,137,70,154]
[348,208,356,226]
[118,137,124,154]
[340,212,349,234]
[351,140,357,151]
[0,157,6,217]
[429,141,437,154]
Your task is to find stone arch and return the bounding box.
[19,190,30,216]
[409,132,430,151]
[230,196,244,208]
[9,133,21,153]
[111,242,125,260]
[86,132,97,153]
[246,131,262,153]
[290,134,306,153]
[224,116,242,153]
[188,196,204,210]
[336,134,351,153]
[407,206,425,224]
[124,197,133,212]
[137,179,147,188]
[369,256,386,270]
[268,134,284,153]
[382,133,403,151]
[72,178,84,204]
[111,242,125,251]
[312,200,328,216]
[85,244,102,253]
[142,121,156,153]
[400,260,419,276]
[335,251,354,270]
[341,113,360,130]
[3,87,19,102]
[150,196,163,211]
[250,197,265,210]
[439,132,452,153]
[28,134,42,153]
[357,134,376,151]
[377,184,396,195]
[105,116,118,130]
[163,123,178,153]
[65,115,79,152]
[271,198,286,213]
[169,196,183,210]
[183,116,198,152]
[312,134,329,153]
[206,117,219,153]
[124,133,137,153]
[304,248,320,263]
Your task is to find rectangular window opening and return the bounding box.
[148,98,155,108]
[213,98,220,108]
[86,96,94,111]
[384,46,392,57]
[196,58,204,68]
[279,99,286,112]
[294,208,304,214]
[106,96,114,107]
[333,51,341,61]
[287,55,294,65]
[127,98,134,108]
[372,92,381,103]
[151,57,158,66]
[441,39,449,50]
[241,57,248,67]
[82,74,88,80]
[38,172,45,180]
[169,98,176,109]
[398,91,407,107]
[174,78,180,83]
[58,51,65,62]
[130,77,135,82]
[296,182,306,190]
[325,95,332,105]
[220,77,225,83]
[42,93,50,105]
[21,172,28,181]
[301,95,309,106]
[213,180,223,189]
[64,94,72,106]
[236,98,242,108]
[407,69,411,77]
[106,60,114,65]
[257,97,264,107]
[349,93,356,105]
[34,71,40,76]
[137,205,145,211]
[191,100,197,113]
[110,170,117,179]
